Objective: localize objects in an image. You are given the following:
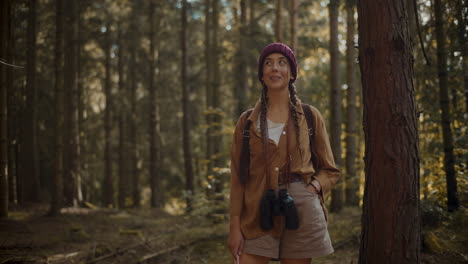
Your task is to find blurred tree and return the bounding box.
[358,0,420,262]
[23,0,40,203]
[434,0,459,212]
[235,0,248,118]
[290,0,297,53]
[0,0,11,218]
[50,0,64,216]
[345,0,358,207]
[276,0,283,42]
[329,0,343,212]
[181,0,194,211]
[149,1,162,208]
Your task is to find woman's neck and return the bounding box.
[267,87,290,112]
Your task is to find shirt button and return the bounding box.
[282,131,286,135]
[274,167,279,172]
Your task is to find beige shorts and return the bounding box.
[242,181,334,260]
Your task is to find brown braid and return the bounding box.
[260,82,268,141]
[260,82,302,159]
[288,83,302,159]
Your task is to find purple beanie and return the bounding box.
[258,43,298,83]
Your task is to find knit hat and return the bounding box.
[258,43,297,84]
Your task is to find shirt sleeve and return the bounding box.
[229,112,247,217]
[311,107,340,198]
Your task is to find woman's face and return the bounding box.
[262,53,293,91]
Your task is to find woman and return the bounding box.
[228,43,340,264]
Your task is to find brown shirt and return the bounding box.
[229,99,340,239]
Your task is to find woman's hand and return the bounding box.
[227,220,244,262]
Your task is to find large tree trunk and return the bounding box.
[290,0,297,53]
[130,48,140,208]
[117,27,128,209]
[149,2,162,208]
[50,0,64,216]
[181,0,194,211]
[329,0,343,212]
[357,0,421,263]
[76,0,85,203]
[434,0,459,212]
[0,0,11,218]
[102,23,114,208]
[24,0,40,203]
[275,0,282,42]
[344,0,358,207]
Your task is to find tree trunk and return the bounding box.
[275,0,282,42]
[149,2,162,208]
[434,0,459,212]
[130,45,140,208]
[50,0,64,216]
[357,0,421,262]
[7,0,17,206]
[329,0,343,212]
[76,0,85,203]
[290,0,297,53]
[0,0,10,218]
[181,0,194,211]
[344,0,358,207]
[64,0,81,207]
[103,24,114,208]
[117,27,128,209]
[205,0,214,190]
[235,0,248,117]
[24,0,40,203]
[211,0,224,197]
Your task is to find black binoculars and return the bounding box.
[259,188,299,231]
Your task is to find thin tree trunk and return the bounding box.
[345,0,358,207]
[117,27,127,209]
[24,0,40,203]
[103,23,114,208]
[76,0,84,203]
[50,0,64,216]
[130,48,140,208]
[211,0,224,197]
[434,0,459,212]
[149,2,162,208]
[204,0,213,189]
[290,0,297,53]
[236,0,248,117]
[357,0,421,262]
[275,0,282,42]
[0,0,10,218]
[329,0,343,212]
[7,0,16,206]
[454,0,468,117]
[181,0,194,211]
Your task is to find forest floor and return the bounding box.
[0,203,467,264]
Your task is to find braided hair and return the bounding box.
[259,82,302,158]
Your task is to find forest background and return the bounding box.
[0,0,466,263]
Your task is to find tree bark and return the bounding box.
[181,0,194,211]
[204,0,213,188]
[149,2,162,208]
[434,0,459,212]
[130,48,140,208]
[117,26,128,209]
[290,0,297,53]
[0,0,10,218]
[211,0,224,197]
[235,0,248,117]
[102,23,114,208]
[50,0,64,216]
[24,0,40,203]
[329,0,343,212]
[357,0,421,262]
[275,0,282,42]
[7,0,16,206]
[344,0,358,207]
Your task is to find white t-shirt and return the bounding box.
[257,118,286,145]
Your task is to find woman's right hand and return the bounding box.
[227,227,244,261]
